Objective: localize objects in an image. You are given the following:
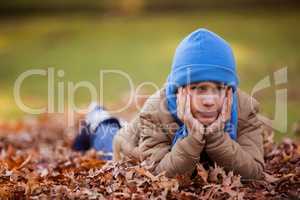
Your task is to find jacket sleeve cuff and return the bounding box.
[204,129,225,145]
[175,134,205,158]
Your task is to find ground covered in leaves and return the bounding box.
[0,114,299,199]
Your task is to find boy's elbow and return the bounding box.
[252,162,264,180]
[240,161,264,180]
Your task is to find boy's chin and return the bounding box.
[196,116,217,126]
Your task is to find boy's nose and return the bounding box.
[201,95,216,107]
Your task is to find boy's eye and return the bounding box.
[218,84,227,91]
[198,86,206,91]
[190,86,197,90]
[217,85,225,90]
[191,86,206,91]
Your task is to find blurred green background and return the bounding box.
[0,0,299,141]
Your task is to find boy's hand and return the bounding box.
[177,87,205,140]
[205,88,233,136]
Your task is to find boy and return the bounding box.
[113,28,265,179]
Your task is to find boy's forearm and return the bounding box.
[153,134,205,177]
[204,129,264,179]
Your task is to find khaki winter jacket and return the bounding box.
[113,87,265,179]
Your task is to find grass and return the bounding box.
[0,10,299,141]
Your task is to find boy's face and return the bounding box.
[186,81,227,125]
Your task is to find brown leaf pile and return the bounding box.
[0,114,299,199]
